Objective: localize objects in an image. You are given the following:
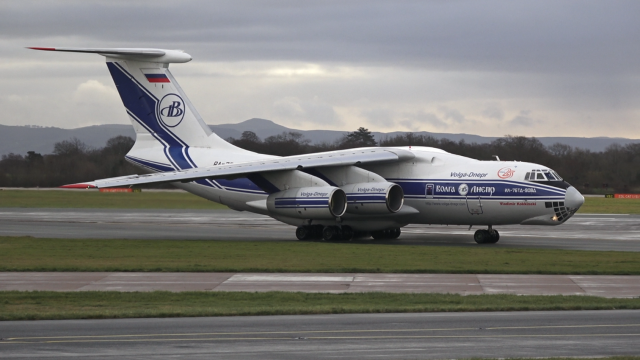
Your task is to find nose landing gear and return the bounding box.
[474,226,499,244]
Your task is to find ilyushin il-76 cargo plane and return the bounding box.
[31,47,584,244]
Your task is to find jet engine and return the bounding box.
[341,182,404,214]
[266,186,347,219]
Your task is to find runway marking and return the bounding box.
[4,323,640,343]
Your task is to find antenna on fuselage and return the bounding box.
[492,155,500,161]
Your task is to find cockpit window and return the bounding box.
[545,171,558,180]
[526,169,563,182]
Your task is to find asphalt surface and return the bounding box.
[1,310,640,359]
[2,272,639,297]
[1,208,639,251]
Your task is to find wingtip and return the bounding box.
[27,47,56,51]
[59,183,97,189]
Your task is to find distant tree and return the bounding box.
[228,131,263,153]
[263,132,311,156]
[338,127,377,148]
[53,137,91,156]
[103,136,135,155]
[241,131,261,143]
[26,151,43,163]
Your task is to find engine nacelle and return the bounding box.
[267,186,347,220]
[341,182,404,214]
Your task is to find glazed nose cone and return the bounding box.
[565,186,584,210]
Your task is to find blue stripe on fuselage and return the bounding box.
[389,178,565,200]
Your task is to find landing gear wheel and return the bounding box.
[322,226,339,241]
[295,226,310,241]
[371,227,402,240]
[340,226,354,241]
[389,227,401,240]
[474,229,490,244]
[488,230,500,244]
[371,229,386,240]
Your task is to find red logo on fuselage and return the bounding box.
[498,167,515,179]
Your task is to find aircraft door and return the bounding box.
[466,196,483,214]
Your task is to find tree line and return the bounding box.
[1,127,638,193]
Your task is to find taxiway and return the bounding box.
[1,310,639,359]
[0,208,639,251]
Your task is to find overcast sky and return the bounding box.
[1,0,639,138]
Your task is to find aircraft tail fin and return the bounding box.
[29,47,249,171]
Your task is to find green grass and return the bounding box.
[0,189,227,209]
[2,237,640,274]
[578,197,640,214]
[1,291,640,321]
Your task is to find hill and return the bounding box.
[2,119,639,156]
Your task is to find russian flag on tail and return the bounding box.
[141,68,170,83]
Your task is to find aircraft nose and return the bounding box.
[565,186,584,210]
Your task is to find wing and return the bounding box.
[62,148,415,189]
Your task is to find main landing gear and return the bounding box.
[371,227,401,240]
[474,225,500,244]
[295,225,354,242]
[295,225,401,242]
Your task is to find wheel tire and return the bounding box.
[322,226,336,241]
[340,226,354,241]
[371,230,386,240]
[474,229,489,244]
[389,227,401,240]
[311,225,324,240]
[295,226,310,241]
[489,230,500,244]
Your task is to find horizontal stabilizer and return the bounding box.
[28,47,192,63]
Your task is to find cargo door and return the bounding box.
[466,196,483,214]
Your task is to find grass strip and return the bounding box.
[2,237,640,274]
[0,189,227,209]
[1,291,640,321]
[579,197,640,214]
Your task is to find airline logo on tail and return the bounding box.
[158,94,185,127]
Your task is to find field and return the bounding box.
[1,189,639,213]
[1,291,640,321]
[579,196,640,214]
[1,237,639,274]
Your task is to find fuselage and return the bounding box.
[128,145,584,232]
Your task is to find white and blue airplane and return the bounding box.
[31,47,584,244]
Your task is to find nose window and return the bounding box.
[526,169,564,182]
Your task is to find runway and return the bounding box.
[2,272,639,297]
[1,208,639,251]
[1,310,640,359]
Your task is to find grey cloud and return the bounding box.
[482,104,504,120]
[402,111,448,130]
[509,110,534,127]
[2,1,640,76]
[272,96,341,126]
[360,108,395,127]
[440,107,468,124]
